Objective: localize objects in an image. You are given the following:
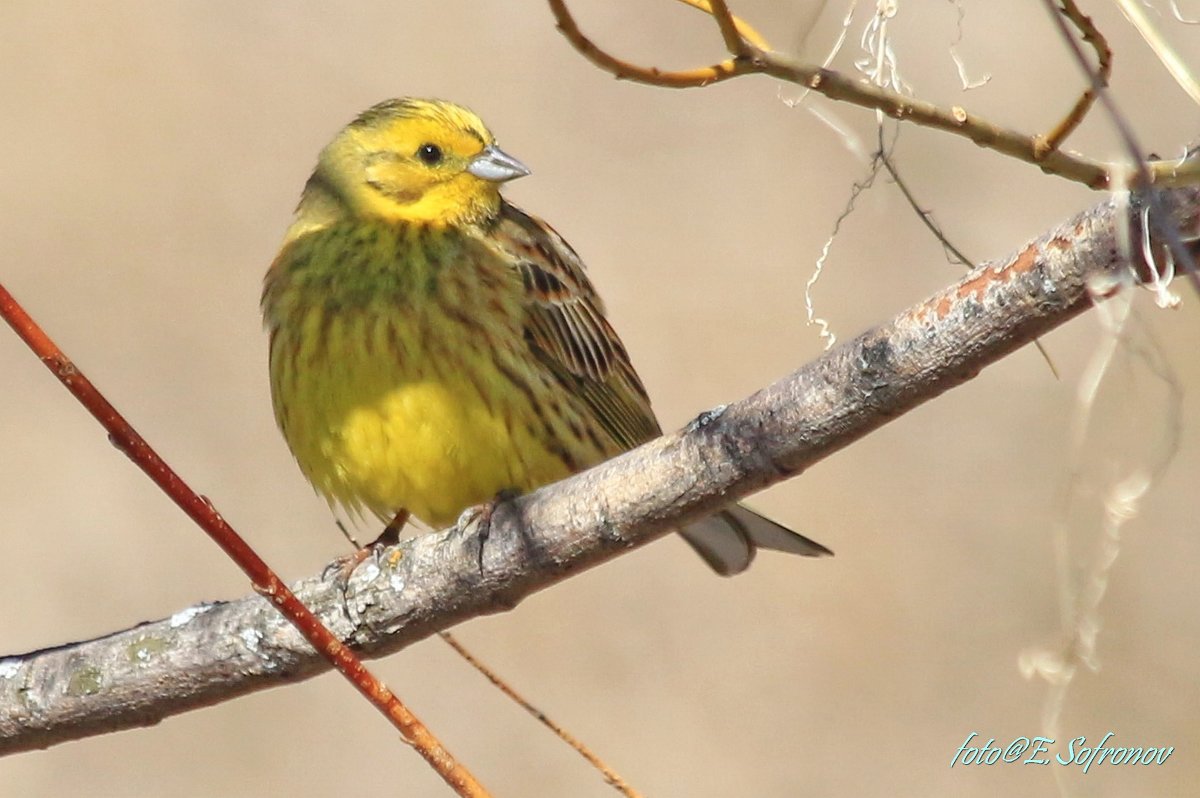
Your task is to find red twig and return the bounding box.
[0,281,489,798]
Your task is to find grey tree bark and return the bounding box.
[1,186,1195,755]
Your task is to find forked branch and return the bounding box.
[547,0,1200,191]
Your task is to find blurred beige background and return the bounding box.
[2,2,1198,796]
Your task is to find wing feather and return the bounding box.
[480,202,832,576]
[487,203,660,449]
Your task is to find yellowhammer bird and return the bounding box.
[262,98,830,575]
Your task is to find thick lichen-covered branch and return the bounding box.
[3,185,1194,755]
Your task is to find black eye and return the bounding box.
[416,143,443,165]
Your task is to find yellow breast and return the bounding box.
[264,220,589,527]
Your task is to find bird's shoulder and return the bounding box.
[479,201,661,446]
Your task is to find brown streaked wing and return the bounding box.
[488,202,661,450]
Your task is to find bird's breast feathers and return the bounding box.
[265,220,575,525]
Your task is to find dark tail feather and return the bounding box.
[677,503,832,577]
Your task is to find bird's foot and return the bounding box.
[322,509,409,585]
[456,489,519,574]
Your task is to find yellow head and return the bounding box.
[291,98,530,235]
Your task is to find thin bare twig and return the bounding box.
[1040,0,1200,293]
[1035,0,1113,157]
[0,284,489,797]
[439,632,643,798]
[878,154,971,268]
[706,0,750,57]
[674,0,770,50]
[547,0,1200,191]
[548,0,752,87]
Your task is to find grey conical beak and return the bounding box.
[467,145,531,183]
